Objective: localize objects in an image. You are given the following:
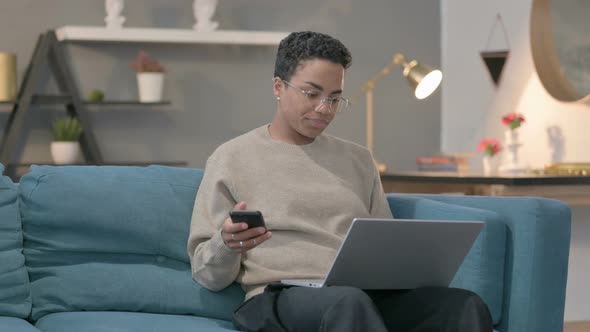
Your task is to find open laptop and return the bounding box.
[281,218,484,289]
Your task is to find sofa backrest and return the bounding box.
[0,163,31,319]
[19,165,245,322]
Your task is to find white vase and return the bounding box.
[500,128,527,173]
[137,72,164,102]
[50,142,80,165]
[504,129,519,145]
[482,155,498,175]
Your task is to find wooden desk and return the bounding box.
[381,171,590,206]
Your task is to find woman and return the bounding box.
[188,31,492,332]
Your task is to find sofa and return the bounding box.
[0,163,570,332]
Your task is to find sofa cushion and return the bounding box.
[19,165,245,322]
[387,194,506,324]
[0,163,31,318]
[0,317,41,332]
[35,311,237,332]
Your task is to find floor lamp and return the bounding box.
[352,53,443,173]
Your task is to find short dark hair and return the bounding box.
[273,31,352,81]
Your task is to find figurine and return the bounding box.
[547,126,565,163]
[105,0,126,29]
[193,0,219,32]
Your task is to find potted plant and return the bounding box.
[130,51,165,102]
[477,138,502,174]
[87,89,105,102]
[50,116,83,165]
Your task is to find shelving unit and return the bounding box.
[1,26,288,180]
[0,29,181,180]
[0,30,106,173]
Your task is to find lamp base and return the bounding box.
[376,161,388,174]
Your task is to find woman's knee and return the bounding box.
[320,287,387,331]
[450,288,488,309]
[329,286,374,307]
[447,288,493,330]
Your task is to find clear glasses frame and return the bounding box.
[282,80,351,113]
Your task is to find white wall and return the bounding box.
[442,0,590,322]
[442,0,590,168]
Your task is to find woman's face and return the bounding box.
[273,59,345,145]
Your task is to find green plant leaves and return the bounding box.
[52,117,83,141]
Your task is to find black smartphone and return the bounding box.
[229,210,267,230]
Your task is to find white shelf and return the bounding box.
[55,26,289,46]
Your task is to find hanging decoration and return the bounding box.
[480,13,510,86]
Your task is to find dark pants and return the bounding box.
[232,284,493,332]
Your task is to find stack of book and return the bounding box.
[416,155,461,172]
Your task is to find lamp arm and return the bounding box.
[351,52,407,162]
[350,53,406,103]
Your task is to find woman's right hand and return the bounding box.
[221,201,272,253]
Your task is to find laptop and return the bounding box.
[281,218,484,289]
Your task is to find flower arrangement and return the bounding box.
[477,138,502,157]
[130,51,165,73]
[501,112,525,130]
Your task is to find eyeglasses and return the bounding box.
[282,80,350,114]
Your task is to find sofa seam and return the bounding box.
[26,173,54,200]
[524,198,542,330]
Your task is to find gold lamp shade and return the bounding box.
[403,60,443,100]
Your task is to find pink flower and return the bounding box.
[478,138,502,156]
[501,113,525,130]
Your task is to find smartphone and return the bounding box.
[229,210,267,230]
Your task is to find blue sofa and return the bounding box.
[0,164,570,332]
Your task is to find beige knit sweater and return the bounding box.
[187,125,393,300]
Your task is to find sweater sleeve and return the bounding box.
[369,161,394,219]
[187,153,241,292]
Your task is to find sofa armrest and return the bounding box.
[386,194,506,325]
[387,193,571,332]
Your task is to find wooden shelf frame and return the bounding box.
[56,26,289,45]
[0,94,171,107]
[0,30,104,170]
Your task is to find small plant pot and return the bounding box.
[50,141,80,165]
[137,72,164,102]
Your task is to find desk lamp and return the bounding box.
[352,53,442,172]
